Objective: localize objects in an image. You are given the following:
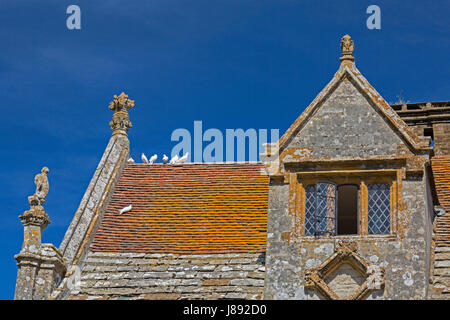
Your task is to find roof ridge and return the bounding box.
[127,161,264,166]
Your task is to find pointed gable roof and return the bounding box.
[278,35,430,155]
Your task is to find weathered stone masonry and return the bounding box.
[67,252,265,300]
[264,178,432,299]
[262,34,436,300]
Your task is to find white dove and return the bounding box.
[119,204,132,215]
[163,154,169,163]
[170,154,179,164]
[141,153,149,164]
[178,152,189,163]
[127,157,135,163]
[149,154,157,164]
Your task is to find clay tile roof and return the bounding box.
[90,163,269,254]
[431,156,450,246]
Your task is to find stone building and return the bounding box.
[14,35,450,300]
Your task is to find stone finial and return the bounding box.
[340,34,355,64]
[108,92,135,136]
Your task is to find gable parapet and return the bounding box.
[55,93,134,299]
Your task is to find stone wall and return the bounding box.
[66,251,265,300]
[288,80,406,158]
[263,74,434,299]
[264,169,432,299]
[430,246,450,298]
[434,123,450,156]
[15,244,66,300]
[391,102,450,156]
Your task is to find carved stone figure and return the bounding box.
[367,265,385,290]
[28,166,49,207]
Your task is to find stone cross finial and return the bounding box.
[340,34,355,64]
[108,92,135,136]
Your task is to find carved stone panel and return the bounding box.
[304,241,385,300]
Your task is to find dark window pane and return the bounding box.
[337,185,358,235]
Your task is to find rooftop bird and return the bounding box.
[170,154,179,164]
[127,157,135,163]
[163,154,169,163]
[178,152,189,164]
[149,154,157,164]
[119,204,132,215]
[141,153,149,164]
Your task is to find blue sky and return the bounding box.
[0,0,448,299]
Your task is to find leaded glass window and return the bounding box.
[305,185,316,236]
[304,182,337,236]
[367,183,391,234]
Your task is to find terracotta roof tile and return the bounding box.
[90,163,269,254]
[431,156,450,246]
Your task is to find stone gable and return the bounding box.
[288,79,405,158]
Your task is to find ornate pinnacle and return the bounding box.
[108,92,135,135]
[340,34,354,64]
[108,92,135,112]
